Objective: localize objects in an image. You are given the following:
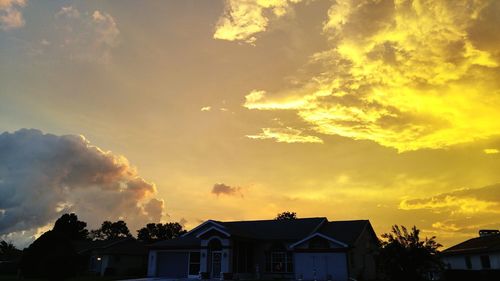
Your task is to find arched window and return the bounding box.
[208,238,222,251]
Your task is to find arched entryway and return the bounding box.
[208,238,223,278]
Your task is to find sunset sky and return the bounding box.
[1,0,500,248]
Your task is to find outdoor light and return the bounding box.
[97,257,101,261]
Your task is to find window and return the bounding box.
[265,252,293,273]
[189,252,201,275]
[465,256,472,269]
[480,255,491,269]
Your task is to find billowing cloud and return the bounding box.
[211,183,242,197]
[400,184,500,215]
[238,0,500,151]
[484,148,499,154]
[54,6,119,63]
[0,129,165,244]
[247,127,323,143]
[214,0,302,44]
[0,0,26,30]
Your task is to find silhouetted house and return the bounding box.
[74,238,147,277]
[441,230,500,281]
[147,217,379,281]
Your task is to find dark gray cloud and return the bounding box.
[211,183,242,197]
[0,129,164,245]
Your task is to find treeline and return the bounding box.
[1,213,187,280]
[50,213,187,243]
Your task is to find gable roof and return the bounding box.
[73,238,146,255]
[442,234,500,256]
[150,217,376,250]
[217,217,327,240]
[318,220,373,246]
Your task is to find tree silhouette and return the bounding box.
[90,220,132,240]
[0,240,20,260]
[20,231,79,281]
[53,213,89,240]
[275,211,297,220]
[137,222,187,243]
[378,225,443,281]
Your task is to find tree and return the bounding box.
[137,222,187,243]
[275,211,297,220]
[0,240,20,260]
[20,231,79,281]
[378,225,443,281]
[90,220,132,240]
[53,213,89,240]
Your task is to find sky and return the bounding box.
[1,0,500,248]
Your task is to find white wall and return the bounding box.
[443,252,500,270]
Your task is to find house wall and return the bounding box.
[101,254,145,276]
[443,252,500,270]
[348,227,378,280]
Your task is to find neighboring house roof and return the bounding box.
[151,217,376,249]
[442,234,500,256]
[73,238,146,256]
[151,236,201,249]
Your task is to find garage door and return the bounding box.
[295,253,348,281]
[156,252,189,278]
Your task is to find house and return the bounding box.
[441,230,500,281]
[147,217,379,281]
[73,238,147,276]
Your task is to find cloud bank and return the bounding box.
[0,129,164,244]
[218,0,500,151]
[0,0,26,30]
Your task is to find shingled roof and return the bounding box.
[318,220,373,245]
[217,217,326,240]
[442,234,500,255]
[151,217,375,249]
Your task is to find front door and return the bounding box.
[211,251,222,278]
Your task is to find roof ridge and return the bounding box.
[220,217,327,224]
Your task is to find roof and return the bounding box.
[217,217,327,240]
[150,236,201,249]
[318,220,372,245]
[151,217,376,249]
[73,238,147,256]
[442,234,500,256]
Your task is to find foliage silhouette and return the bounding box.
[91,220,132,240]
[378,225,443,281]
[19,231,80,281]
[137,222,187,243]
[53,213,89,240]
[275,211,297,220]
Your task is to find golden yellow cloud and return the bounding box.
[239,0,500,151]
[246,127,323,143]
